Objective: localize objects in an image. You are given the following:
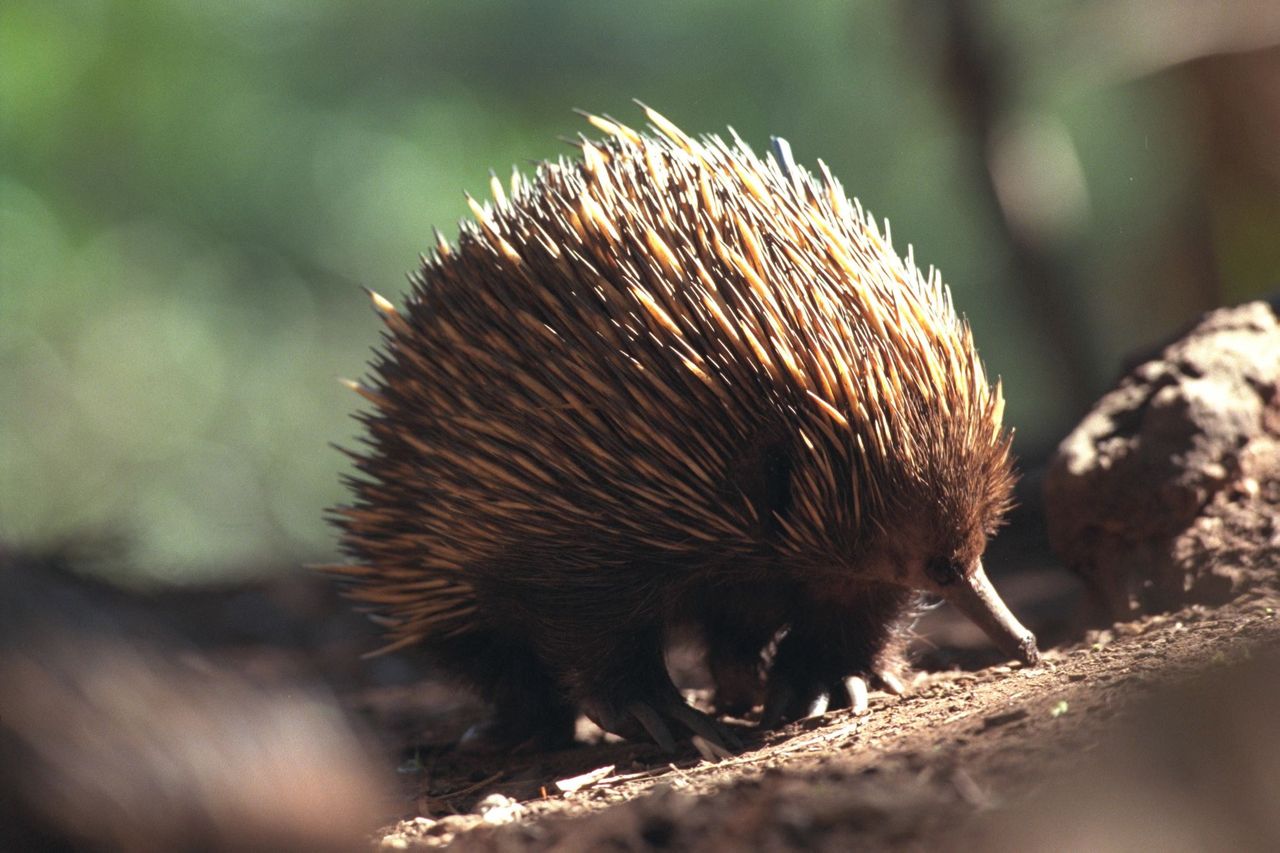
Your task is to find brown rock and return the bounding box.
[1044,301,1280,619]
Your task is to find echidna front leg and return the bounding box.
[760,586,913,728]
[428,632,577,752]
[697,585,790,717]
[561,624,741,755]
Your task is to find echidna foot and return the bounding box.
[761,672,866,728]
[626,698,741,757]
[761,673,878,727]
[657,697,742,755]
[582,692,741,755]
[626,701,677,752]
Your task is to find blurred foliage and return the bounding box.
[1,1,1274,579]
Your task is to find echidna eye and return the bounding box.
[925,557,963,587]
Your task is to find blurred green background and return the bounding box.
[3,1,1277,581]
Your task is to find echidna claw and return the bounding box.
[874,668,907,696]
[845,676,870,715]
[763,673,876,728]
[663,699,742,754]
[691,735,733,763]
[805,693,831,718]
[627,702,677,753]
[626,698,741,756]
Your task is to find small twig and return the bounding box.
[667,762,694,786]
[421,770,505,809]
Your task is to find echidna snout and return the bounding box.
[326,105,1038,752]
[847,535,1039,667]
[938,561,1040,666]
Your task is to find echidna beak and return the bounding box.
[943,561,1040,666]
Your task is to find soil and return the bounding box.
[368,579,1280,851]
[6,499,1277,850]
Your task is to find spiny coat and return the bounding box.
[327,106,1023,751]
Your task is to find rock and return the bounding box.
[477,794,525,825]
[1044,301,1280,619]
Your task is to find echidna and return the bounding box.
[327,105,1038,753]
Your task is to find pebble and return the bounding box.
[477,793,524,825]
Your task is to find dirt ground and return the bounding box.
[5,532,1275,851]
[365,578,1279,851]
